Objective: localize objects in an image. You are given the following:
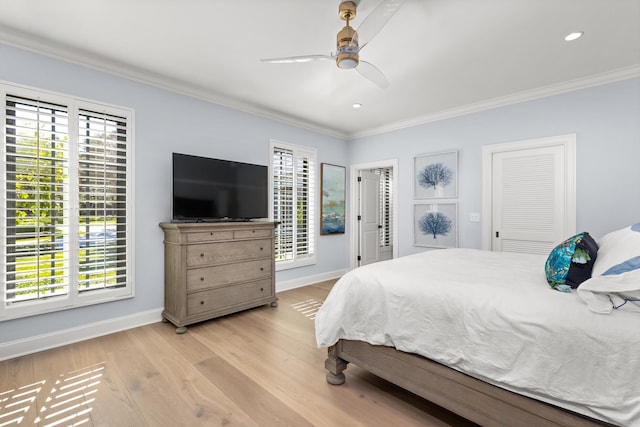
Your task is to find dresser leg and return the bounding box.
[175,326,187,334]
[270,300,279,307]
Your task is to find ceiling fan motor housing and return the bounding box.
[336,1,359,69]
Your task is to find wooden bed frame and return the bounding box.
[325,339,611,427]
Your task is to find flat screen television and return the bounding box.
[172,153,268,222]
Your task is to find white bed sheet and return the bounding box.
[315,249,640,426]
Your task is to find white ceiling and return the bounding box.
[1,0,639,139]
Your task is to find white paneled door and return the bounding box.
[483,135,576,255]
[358,170,381,266]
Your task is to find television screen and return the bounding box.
[172,153,268,221]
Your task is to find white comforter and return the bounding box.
[315,249,640,426]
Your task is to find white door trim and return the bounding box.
[481,134,576,250]
[349,159,399,270]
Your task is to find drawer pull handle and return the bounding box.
[260,247,263,251]
[200,277,204,281]
[200,301,204,305]
[210,232,214,236]
[260,267,264,271]
[200,253,204,257]
[260,287,264,291]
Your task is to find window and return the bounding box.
[1,85,133,320]
[270,140,316,270]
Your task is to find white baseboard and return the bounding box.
[1,271,346,361]
[276,268,347,293]
[0,308,163,361]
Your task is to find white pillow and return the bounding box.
[592,223,640,277]
[577,270,640,313]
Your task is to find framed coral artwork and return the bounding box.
[414,203,458,248]
[414,150,458,199]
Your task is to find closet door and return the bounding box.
[483,135,576,254]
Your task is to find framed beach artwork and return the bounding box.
[414,150,458,199]
[414,203,458,248]
[321,163,346,235]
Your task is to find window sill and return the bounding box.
[275,257,316,271]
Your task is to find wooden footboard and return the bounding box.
[325,340,610,427]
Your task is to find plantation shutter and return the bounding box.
[2,84,133,319]
[77,109,128,291]
[376,168,393,248]
[295,154,314,256]
[4,95,71,303]
[271,142,316,267]
[273,147,294,261]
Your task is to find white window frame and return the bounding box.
[0,82,135,320]
[269,139,316,271]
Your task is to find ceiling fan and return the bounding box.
[261,0,406,89]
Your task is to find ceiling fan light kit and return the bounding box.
[337,52,359,69]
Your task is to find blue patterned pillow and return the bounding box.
[545,232,599,292]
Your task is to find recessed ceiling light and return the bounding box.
[352,103,362,109]
[565,32,584,41]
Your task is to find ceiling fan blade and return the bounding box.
[354,0,406,50]
[356,60,389,89]
[261,54,334,64]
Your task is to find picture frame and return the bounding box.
[414,203,458,248]
[321,163,346,235]
[414,150,458,199]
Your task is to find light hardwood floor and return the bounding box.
[0,280,477,427]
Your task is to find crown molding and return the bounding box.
[347,65,640,140]
[0,27,347,139]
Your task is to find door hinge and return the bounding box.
[496,231,499,238]
[357,255,362,261]
[357,176,362,182]
[357,215,362,221]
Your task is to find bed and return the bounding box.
[315,228,640,426]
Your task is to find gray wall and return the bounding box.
[0,43,348,343]
[348,77,640,256]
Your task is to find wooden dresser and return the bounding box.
[159,221,278,333]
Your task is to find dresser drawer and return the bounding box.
[234,228,273,239]
[187,279,272,316]
[186,258,272,291]
[186,239,272,267]
[187,230,234,243]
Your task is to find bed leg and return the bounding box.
[325,345,348,385]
